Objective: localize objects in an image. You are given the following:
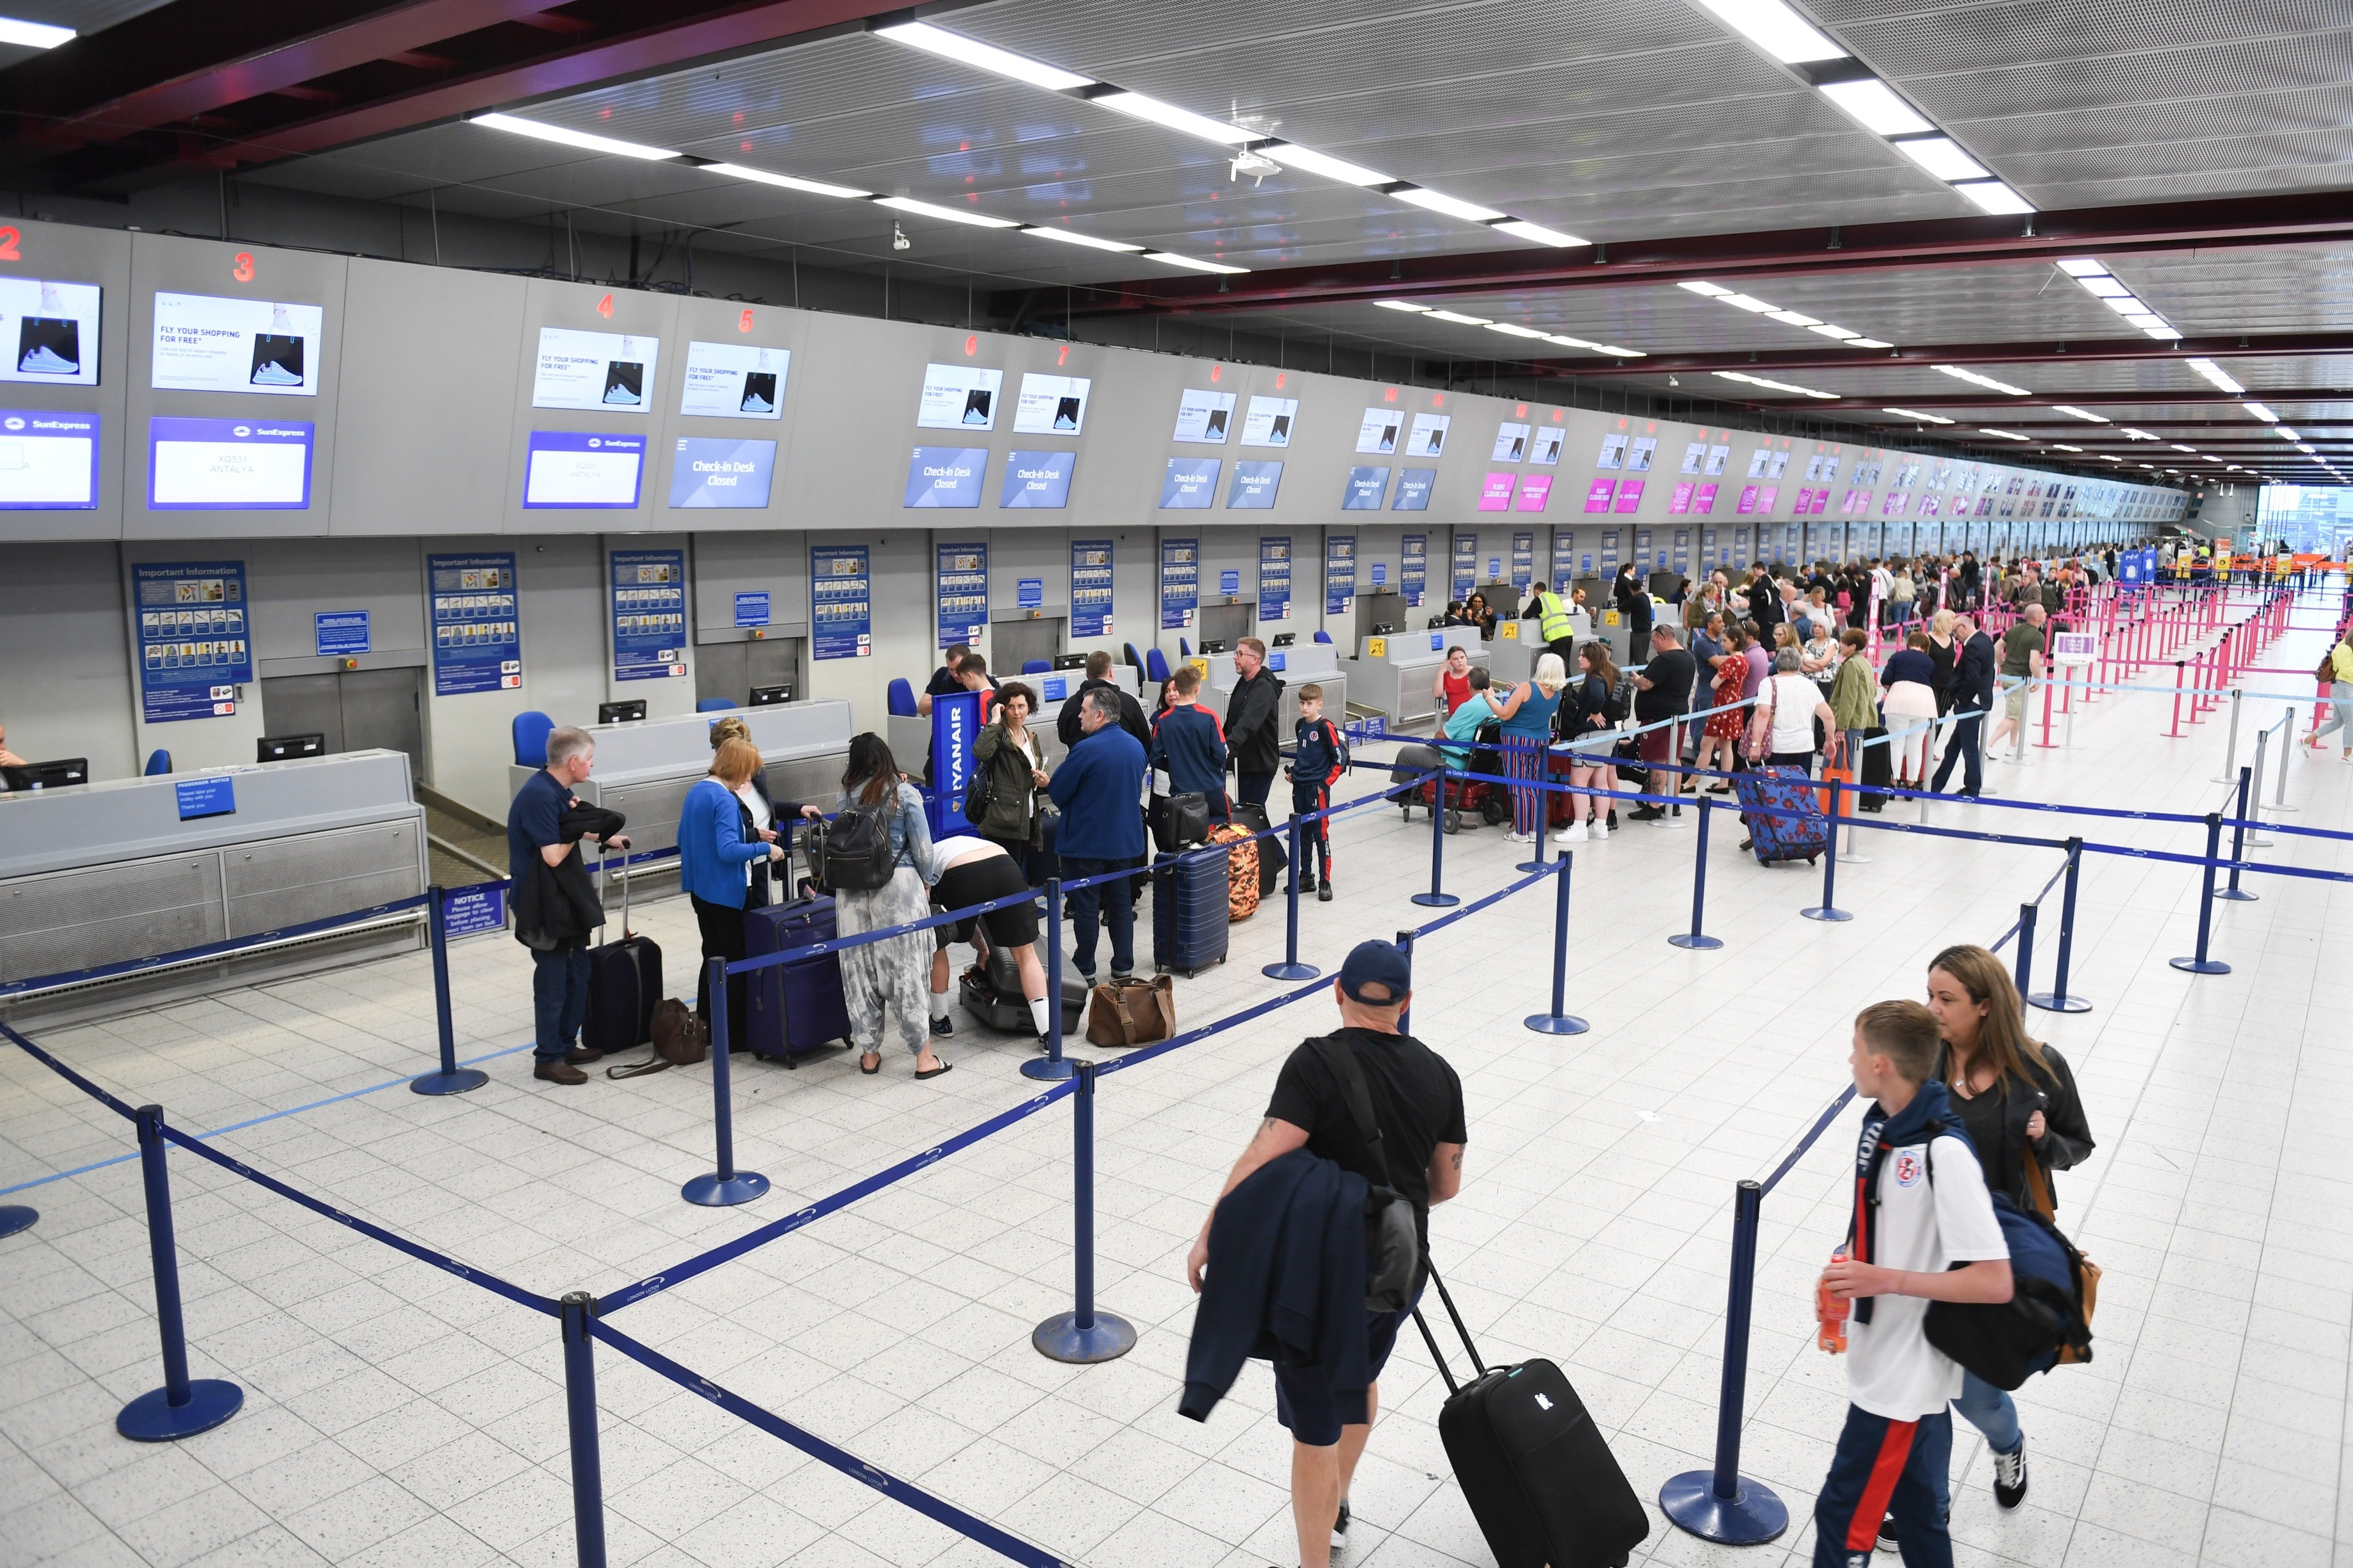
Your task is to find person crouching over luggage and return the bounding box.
[1288,685,1345,901]
[1814,1001,2013,1568]
[925,834,1052,1044]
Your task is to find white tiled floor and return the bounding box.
[4,592,2349,1568]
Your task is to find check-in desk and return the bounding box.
[512,702,853,890]
[1487,610,1594,686]
[0,750,426,1027]
[1346,627,1487,728]
[1203,644,1348,734]
[1023,666,1140,767]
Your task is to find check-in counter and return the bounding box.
[1023,666,1138,766]
[1487,610,1594,686]
[0,750,427,1026]
[1346,627,1487,728]
[511,702,854,887]
[1203,644,1348,734]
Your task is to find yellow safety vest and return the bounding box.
[1535,589,1575,644]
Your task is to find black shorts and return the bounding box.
[1273,1294,1417,1446]
[931,855,1039,949]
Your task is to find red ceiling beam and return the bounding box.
[1528,329,2353,379]
[1060,191,2353,318]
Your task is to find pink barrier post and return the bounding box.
[2168,660,2186,737]
[2036,674,2057,749]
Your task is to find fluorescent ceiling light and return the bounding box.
[875,195,1020,228]
[2056,258,2107,277]
[2143,325,2182,339]
[2298,443,2317,453]
[1818,78,1932,136]
[1425,309,1493,325]
[2102,455,2122,462]
[1484,322,1549,339]
[1768,309,1823,326]
[1546,333,1604,350]
[1934,364,2031,396]
[1680,281,1733,297]
[702,162,869,199]
[1847,337,1895,349]
[1023,225,1144,253]
[1393,187,1506,222]
[1596,345,1646,358]
[1884,407,1954,424]
[1147,251,1247,274]
[471,112,678,160]
[1717,370,1838,399]
[2170,444,2197,453]
[2078,276,2130,298]
[2242,401,2277,421]
[1265,143,1392,186]
[1808,323,1861,339]
[871,21,1093,90]
[1092,91,1253,145]
[2120,428,2158,440]
[2274,426,2302,441]
[1953,179,2035,215]
[2185,359,2242,393]
[2052,406,2110,423]
[1979,428,2031,441]
[0,14,73,46]
[1375,299,1432,312]
[1493,220,1590,247]
[1699,0,1847,62]
[1893,136,1988,180]
[2101,294,2146,314]
[1722,293,1777,312]
[2052,443,2083,452]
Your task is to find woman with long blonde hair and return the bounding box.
[1488,651,1568,842]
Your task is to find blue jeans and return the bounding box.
[531,946,592,1061]
[1933,1372,2021,1516]
[1060,855,1138,976]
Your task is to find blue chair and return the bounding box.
[512,711,554,768]
[1145,648,1171,683]
[1122,641,1144,677]
[887,678,917,717]
[142,749,171,776]
[1179,637,1191,658]
[1314,631,1333,644]
[696,698,737,712]
[1021,659,1050,674]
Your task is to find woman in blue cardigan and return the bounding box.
[680,737,814,1047]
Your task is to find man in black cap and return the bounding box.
[1184,940,1467,1568]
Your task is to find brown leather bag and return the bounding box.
[1084,975,1175,1048]
[2023,1149,2099,1364]
[608,998,709,1077]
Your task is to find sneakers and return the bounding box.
[1554,821,1587,843]
[1317,881,1333,902]
[930,1014,954,1038]
[1879,1513,1898,1551]
[534,1060,588,1085]
[1589,817,1608,839]
[1992,1439,2028,1508]
[1627,805,1665,822]
[1298,872,1318,893]
[1332,1497,1350,1550]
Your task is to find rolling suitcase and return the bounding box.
[1417,1261,1650,1568]
[1731,763,1829,865]
[958,935,1087,1036]
[744,893,853,1065]
[1206,824,1261,921]
[1152,845,1230,975]
[1859,724,1892,812]
[1228,801,1285,897]
[581,857,660,1055]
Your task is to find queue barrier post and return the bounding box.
[1396,929,1414,1036]
[1525,855,1588,1036]
[2214,689,2244,782]
[2244,728,2275,847]
[1263,818,1320,981]
[410,885,488,1096]
[560,1292,609,1568]
[1033,1059,1137,1364]
[2216,768,2258,903]
[2272,708,2299,813]
[0,1203,33,1237]
[1023,877,1077,1080]
[1669,795,1725,951]
[116,1105,244,1441]
[1412,765,1461,909]
[682,958,771,1206]
[2169,814,2233,975]
[2011,902,2037,1001]
[2167,660,2186,737]
[1801,775,1852,923]
[1659,1179,1788,1544]
[2027,840,2093,1015]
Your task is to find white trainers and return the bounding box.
[1589,817,1609,838]
[1505,830,1534,843]
[1554,821,1587,843]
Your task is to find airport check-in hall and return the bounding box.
[0,2,2345,1567]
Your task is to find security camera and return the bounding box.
[891,222,911,252]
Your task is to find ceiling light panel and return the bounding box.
[1768,310,1823,326]
[1092,91,1255,144]
[875,195,1020,227]
[1718,371,1838,399]
[1680,281,1733,297]
[1885,407,1954,424]
[1954,179,2035,215]
[2052,406,2110,423]
[871,21,1094,90]
[1264,143,1392,186]
[1484,322,1549,339]
[1392,187,1508,222]
[1493,220,1589,247]
[1818,78,1932,136]
[702,162,869,199]
[1425,309,1493,325]
[1979,428,2031,442]
[2185,359,2243,393]
[2243,402,2277,421]
[473,112,679,160]
[2056,259,2106,277]
[1892,137,1988,180]
[0,15,73,46]
[1148,252,1248,274]
[1375,299,1432,312]
[1721,293,1778,312]
[1934,365,2031,396]
[1023,226,1144,253]
[1699,0,1847,61]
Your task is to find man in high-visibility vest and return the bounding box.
[1530,579,1578,669]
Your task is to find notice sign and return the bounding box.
[427,553,521,696]
[610,549,685,682]
[133,560,250,723]
[1161,457,1220,509]
[148,417,314,510]
[936,542,989,649]
[1694,483,1720,514]
[918,363,1003,430]
[532,327,658,412]
[1530,427,1565,465]
[175,777,235,820]
[151,292,323,396]
[1511,532,1534,591]
[0,409,100,509]
[1493,423,1530,462]
[1406,413,1450,457]
[1013,372,1090,435]
[812,545,871,660]
[1173,387,1235,443]
[669,437,776,509]
[1401,534,1427,606]
[1614,481,1645,514]
[1515,475,1552,513]
[1259,536,1292,621]
[1325,534,1356,615]
[1160,537,1199,629]
[1070,538,1113,637]
[734,591,770,628]
[1342,465,1390,510]
[524,431,644,508]
[442,883,507,939]
[679,341,786,420]
[1018,577,1044,609]
[313,611,369,657]
[1452,532,1478,599]
[1241,396,1296,447]
[905,446,988,508]
[1000,449,1075,509]
[2,277,102,386]
[1478,473,1514,512]
[1585,478,1616,514]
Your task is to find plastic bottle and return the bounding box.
[1817,1246,1849,1354]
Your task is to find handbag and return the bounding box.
[1083,975,1175,1048]
[607,997,709,1078]
[2022,1146,2100,1364]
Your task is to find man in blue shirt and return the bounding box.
[508,726,630,1084]
[1150,664,1231,819]
[1048,689,1149,980]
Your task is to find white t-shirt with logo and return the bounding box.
[1847,1130,2010,1420]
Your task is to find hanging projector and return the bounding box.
[1229,148,1281,185]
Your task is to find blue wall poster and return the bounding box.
[1401,534,1427,606]
[1451,532,1478,600]
[1552,530,1576,588]
[927,690,984,836]
[811,545,872,660]
[313,611,369,658]
[1219,570,1241,596]
[1511,532,1534,592]
[905,446,988,508]
[1258,536,1292,621]
[1601,530,1621,575]
[1160,537,1199,629]
[1160,457,1220,509]
[1392,468,1436,510]
[133,560,252,722]
[1325,533,1356,615]
[1226,459,1283,509]
[610,548,687,682]
[734,591,770,628]
[1018,577,1044,609]
[1342,465,1389,510]
[426,553,521,696]
[935,541,989,649]
[1070,538,1113,637]
[1674,528,1690,572]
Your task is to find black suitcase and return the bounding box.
[1417,1263,1650,1568]
[1859,723,1892,812]
[1152,846,1229,976]
[958,938,1087,1036]
[1149,791,1211,853]
[744,894,853,1065]
[1229,801,1286,897]
[581,856,660,1054]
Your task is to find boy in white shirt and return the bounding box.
[1815,1001,2014,1567]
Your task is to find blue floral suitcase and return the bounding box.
[1731,764,1829,866]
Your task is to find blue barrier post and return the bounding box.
[683,959,771,1205]
[1023,877,1077,1080]
[1413,767,1460,908]
[1033,1059,1137,1364]
[411,886,489,1096]
[2215,767,2258,902]
[1525,856,1588,1036]
[1659,1180,1787,1543]
[1396,929,1415,1034]
[1801,776,1852,923]
[1263,820,1320,981]
[560,1292,608,1568]
[117,1105,244,1440]
[1669,796,1725,951]
[0,1204,34,1238]
[2011,902,2037,999]
[2029,840,2094,1014]
[2169,814,2233,975]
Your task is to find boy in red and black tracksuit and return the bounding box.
[1287,684,1344,901]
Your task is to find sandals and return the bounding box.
[860,1052,880,1075]
[915,1060,953,1080]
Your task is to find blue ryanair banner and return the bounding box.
[928,689,984,836]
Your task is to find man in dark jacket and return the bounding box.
[1931,614,1997,798]
[1056,649,1149,748]
[1047,689,1148,980]
[1184,941,1467,1568]
[1615,564,1654,666]
[1222,636,1283,810]
[1151,665,1230,819]
[508,726,630,1084]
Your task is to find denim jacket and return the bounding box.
[835,778,937,884]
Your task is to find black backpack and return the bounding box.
[808,803,900,892]
[1906,1141,2096,1390]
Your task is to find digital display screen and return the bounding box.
[1241,396,1296,447]
[679,340,786,420]
[0,410,99,509]
[151,292,323,396]
[148,417,313,509]
[669,437,776,508]
[1172,387,1234,443]
[533,327,659,411]
[905,446,988,508]
[2,278,101,386]
[1013,372,1090,435]
[1226,460,1282,509]
[1161,457,1220,509]
[523,431,645,508]
[1000,449,1075,509]
[918,363,1002,430]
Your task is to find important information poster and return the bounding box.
[1258,536,1291,621]
[426,553,522,696]
[609,548,686,682]
[935,541,989,649]
[812,545,871,660]
[1160,537,1198,629]
[133,560,250,722]
[1070,539,1113,637]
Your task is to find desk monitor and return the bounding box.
[2,758,87,790]
[750,685,793,706]
[1271,632,1296,648]
[1199,638,1227,654]
[1052,653,1088,670]
[597,700,647,724]
[256,734,324,762]
[1372,622,1399,635]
